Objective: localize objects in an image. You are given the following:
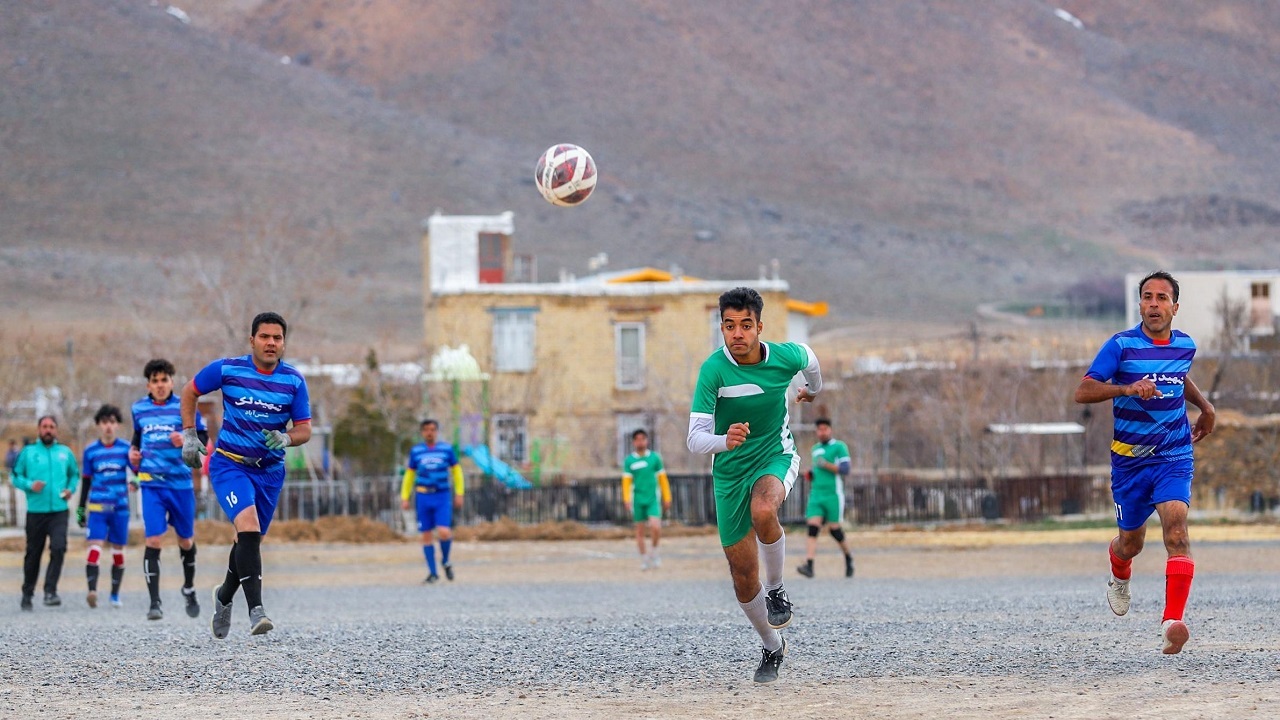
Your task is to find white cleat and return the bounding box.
[1161,619,1189,655]
[649,553,661,569]
[1106,575,1130,616]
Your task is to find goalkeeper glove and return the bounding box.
[76,506,86,528]
[262,429,291,451]
[180,428,207,469]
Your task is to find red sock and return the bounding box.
[1164,556,1195,622]
[1109,542,1132,581]
[86,545,101,566]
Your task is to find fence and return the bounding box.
[2,471,1113,530]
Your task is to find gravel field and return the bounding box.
[2,529,1278,719]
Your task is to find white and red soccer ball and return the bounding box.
[534,144,597,207]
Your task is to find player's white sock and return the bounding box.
[739,586,783,652]
[758,535,786,592]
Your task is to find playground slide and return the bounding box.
[463,445,533,489]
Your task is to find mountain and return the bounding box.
[5,0,1280,351]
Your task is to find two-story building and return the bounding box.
[422,212,827,479]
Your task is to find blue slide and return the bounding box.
[463,445,533,489]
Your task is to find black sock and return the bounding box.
[234,532,263,610]
[143,547,161,604]
[110,565,124,595]
[805,558,814,570]
[217,543,240,605]
[179,544,197,589]
[86,564,99,593]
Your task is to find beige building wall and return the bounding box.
[426,288,792,477]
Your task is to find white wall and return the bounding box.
[426,211,514,292]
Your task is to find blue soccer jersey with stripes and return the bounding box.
[407,442,459,492]
[82,439,131,510]
[132,394,204,489]
[193,355,311,470]
[1084,324,1196,469]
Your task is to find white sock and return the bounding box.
[739,586,783,652]
[758,535,785,592]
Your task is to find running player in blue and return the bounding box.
[77,405,134,609]
[130,359,205,621]
[180,311,311,637]
[1075,270,1215,655]
[400,419,464,583]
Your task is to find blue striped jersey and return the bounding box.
[132,393,204,489]
[406,442,459,491]
[193,355,311,471]
[82,439,131,509]
[1084,324,1197,469]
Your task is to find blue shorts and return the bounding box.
[1111,457,1194,531]
[209,452,285,535]
[86,506,131,546]
[415,490,453,533]
[140,485,196,539]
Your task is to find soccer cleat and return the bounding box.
[796,563,814,578]
[753,636,787,684]
[248,606,274,635]
[424,573,440,584]
[765,587,793,629]
[845,556,855,579]
[43,592,61,607]
[147,601,163,620]
[1161,619,1189,655]
[443,563,455,581]
[182,587,200,618]
[640,556,652,571]
[20,595,33,611]
[1106,575,1131,617]
[210,585,233,640]
[87,591,98,609]
[650,553,661,569]
[109,594,122,608]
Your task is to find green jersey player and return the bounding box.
[687,287,822,684]
[797,418,854,579]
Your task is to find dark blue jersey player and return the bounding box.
[399,419,464,583]
[130,358,205,621]
[181,311,311,638]
[77,404,133,609]
[1075,270,1215,655]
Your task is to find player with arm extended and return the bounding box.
[129,359,206,621]
[796,418,855,579]
[1074,270,1215,655]
[621,428,671,570]
[78,405,133,608]
[400,419,465,583]
[687,287,822,683]
[180,311,311,637]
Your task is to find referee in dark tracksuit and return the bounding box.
[12,416,80,610]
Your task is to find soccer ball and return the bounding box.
[534,144,597,207]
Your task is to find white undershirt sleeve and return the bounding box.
[799,342,822,394]
[687,413,728,455]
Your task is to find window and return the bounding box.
[615,322,645,390]
[709,309,725,350]
[492,309,536,372]
[493,414,528,464]
[615,413,656,466]
[1250,282,1274,335]
[1251,282,1271,299]
[478,233,506,284]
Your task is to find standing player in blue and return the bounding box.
[180,311,311,637]
[1075,271,1215,655]
[77,405,134,608]
[687,287,822,683]
[400,419,464,583]
[130,359,205,621]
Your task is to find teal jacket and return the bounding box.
[12,441,79,513]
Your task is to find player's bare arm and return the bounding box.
[1183,377,1216,442]
[1074,376,1161,403]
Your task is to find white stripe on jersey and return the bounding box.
[718,383,764,398]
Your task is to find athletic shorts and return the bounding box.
[86,505,131,546]
[714,452,800,547]
[1111,457,1193,531]
[632,494,661,522]
[209,452,285,536]
[139,485,196,539]
[805,492,844,524]
[415,489,453,532]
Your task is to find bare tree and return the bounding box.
[1207,287,1250,401]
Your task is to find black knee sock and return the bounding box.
[234,532,263,610]
[179,544,197,590]
[217,543,240,604]
[86,563,99,592]
[143,547,161,604]
[111,564,124,595]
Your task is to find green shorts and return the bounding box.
[714,452,799,547]
[805,492,844,524]
[632,496,661,522]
